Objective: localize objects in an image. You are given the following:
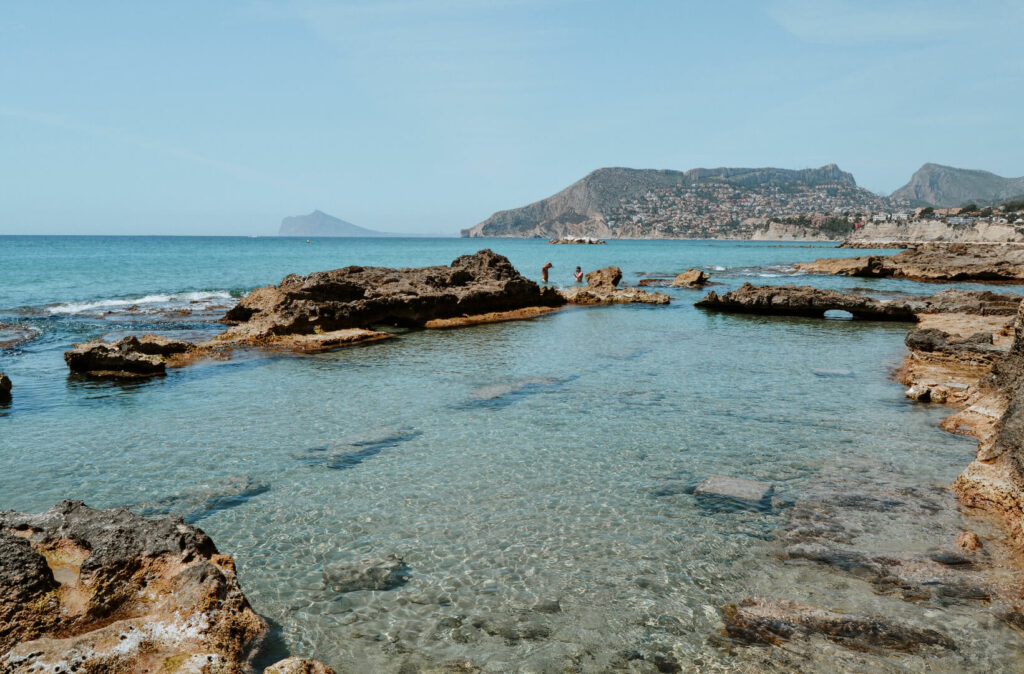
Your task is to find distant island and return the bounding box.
[462,163,1024,241]
[279,210,392,237]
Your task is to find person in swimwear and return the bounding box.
[574,266,584,283]
[542,262,553,283]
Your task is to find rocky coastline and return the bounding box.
[797,243,1024,283]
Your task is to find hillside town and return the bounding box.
[600,179,1024,238]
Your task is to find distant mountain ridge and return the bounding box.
[890,164,1024,208]
[462,164,883,239]
[279,210,390,237]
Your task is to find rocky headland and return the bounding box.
[0,500,331,673]
[797,243,1024,283]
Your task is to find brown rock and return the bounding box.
[221,249,565,340]
[583,265,623,289]
[64,335,173,376]
[956,531,982,552]
[672,268,709,287]
[695,283,917,320]
[0,501,267,673]
[797,243,1024,283]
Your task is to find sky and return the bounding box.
[2,0,1022,236]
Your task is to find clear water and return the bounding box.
[1,236,1022,672]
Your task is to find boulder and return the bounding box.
[695,475,774,512]
[722,597,956,653]
[584,265,623,289]
[672,269,709,287]
[221,249,565,340]
[0,501,267,673]
[64,335,173,376]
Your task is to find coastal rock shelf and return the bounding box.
[221,249,565,340]
[696,284,1022,321]
[797,243,1024,283]
[0,501,329,673]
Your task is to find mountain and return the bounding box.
[890,164,1024,208]
[462,165,887,239]
[279,210,390,237]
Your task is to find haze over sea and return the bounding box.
[2,235,1023,671]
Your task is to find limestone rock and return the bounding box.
[64,335,175,376]
[722,597,956,653]
[695,283,917,320]
[0,500,267,673]
[671,269,709,287]
[221,250,565,340]
[957,531,982,552]
[323,554,410,594]
[559,265,670,305]
[797,243,1024,283]
[265,657,337,674]
[695,475,774,512]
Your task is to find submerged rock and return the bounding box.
[559,266,670,305]
[135,474,270,524]
[323,554,410,593]
[0,500,267,673]
[721,596,956,653]
[222,249,565,340]
[695,475,774,512]
[672,269,709,287]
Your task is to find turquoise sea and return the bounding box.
[2,236,1023,672]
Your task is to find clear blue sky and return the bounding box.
[2,0,1022,235]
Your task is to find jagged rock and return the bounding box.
[797,243,1024,283]
[63,333,182,374]
[221,250,565,340]
[265,657,337,674]
[671,269,709,287]
[905,328,1005,357]
[721,597,956,653]
[559,266,670,305]
[322,554,410,593]
[695,475,774,512]
[0,501,267,673]
[695,283,917,320]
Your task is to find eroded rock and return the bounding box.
[721,596,956,653]
[695,283,917,320]
[221,249,565,340]
[672,269,709,287]
[559,266,670,305]
[797,243,1024,283]
[0,500,267,673]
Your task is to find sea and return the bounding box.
[1,235,1022,672]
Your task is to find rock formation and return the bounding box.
[721,597,956,653]
[890,163,1024,208]
[0,501,332,673]
[694,283,918,320]
[64,334,194,377]
[672,269,709,287]
[557,266,669,305]
[0,501,267,672]
[221,250,565,340]
[797,244,1024,283]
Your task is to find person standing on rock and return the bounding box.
[574,266,584,283]
[542,262,553,283]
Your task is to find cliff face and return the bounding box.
[845,220,1024,244]
[462,165,878,239]
[951,301,1024,549]
[891,164,1024,208]
[279,210,387,237]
